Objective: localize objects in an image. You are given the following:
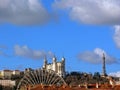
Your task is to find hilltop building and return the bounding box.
[42,56,65,77]
[0,70,12,79]
[0,70,20,79]
[12,70,20,75]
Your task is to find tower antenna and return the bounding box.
[102,53,107,77]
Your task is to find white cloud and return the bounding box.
[0,0,50,25]
[113,25,120,48]
[78,48,117,64]
[54,0,120,25]
[109,71,120,77]
[14,45,54,60]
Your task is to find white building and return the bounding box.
[43,56,65,77]
[0,70,21,79]
[12,70,20,75]
[0,70,12,79]
[0,80,15,86]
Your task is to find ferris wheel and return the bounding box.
[16,68,66,90]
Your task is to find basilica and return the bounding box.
[42,56,65,77]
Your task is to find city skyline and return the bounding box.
[0,0,120,76]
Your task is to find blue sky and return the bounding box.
[0,0,120,76]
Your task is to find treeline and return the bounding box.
[64,72,109,85]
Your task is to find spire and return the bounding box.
[62,56,65,62]
[53,55,56,63]
[43,56,47,66]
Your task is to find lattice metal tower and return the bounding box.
[102,53,107,76]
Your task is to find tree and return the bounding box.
[93,72,100,82]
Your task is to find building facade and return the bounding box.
[0,80,15,87]
[0,70,12,79]
[43,56,65,77]
[0,70,21,79]
[12,70,20,75]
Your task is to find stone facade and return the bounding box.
[43,56,65,77]
[0,70,12,79]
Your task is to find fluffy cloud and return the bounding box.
[109,71,120,77]
[78,48,117,64]
[113,25,120,48]
[0,0,50,25]
[14,45,54,60]
[54,0,120,25]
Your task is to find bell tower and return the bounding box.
[61,57,65,77]
[43,56,47,69]
[52,56,57,72]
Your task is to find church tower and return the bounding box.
[52,56,57,72]
[61,57,65,77]
[43,56,47,69]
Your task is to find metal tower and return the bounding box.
[102,53,107,76]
